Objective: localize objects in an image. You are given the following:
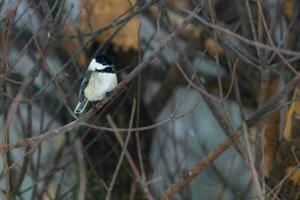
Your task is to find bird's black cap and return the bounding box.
[95,54,113,66]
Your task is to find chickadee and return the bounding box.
[74,55,118,115]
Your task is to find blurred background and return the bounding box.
[1,0,300,199]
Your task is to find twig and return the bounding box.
[160,68,300,198]
[75,138,87,200]
[0,0,204,151]
[159,131,243,199]
[107,113,154,200]
[256,0,297,74]
[105,100,136,200]
[242,123,264,200]
[182,8,300,57]
[60,0,158,40]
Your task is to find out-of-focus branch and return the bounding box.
[107,112,154,200]
[182,8,300,57]
[0,1,204,151]
[60,0,158,41]
[159,70,300,198]
[75,138,87,200]
[105,100,136,200]
[160,131,243,200]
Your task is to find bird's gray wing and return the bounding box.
[79,70,92,102]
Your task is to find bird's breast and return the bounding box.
[84,73,117,101]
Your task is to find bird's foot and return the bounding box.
[91,102,97,112]
[106,91,110,97]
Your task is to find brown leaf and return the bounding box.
[204,37,224,56]
[60,0,139,68]
[284,87,300,142]
[286,167,300,185]
[285,0,295,20]
[261,76,280,177]
[80,0,139,51]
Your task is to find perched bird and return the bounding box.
[74,55,118,115]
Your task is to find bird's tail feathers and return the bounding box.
[74,98,89,115]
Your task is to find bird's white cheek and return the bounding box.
[88,59,107,71]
